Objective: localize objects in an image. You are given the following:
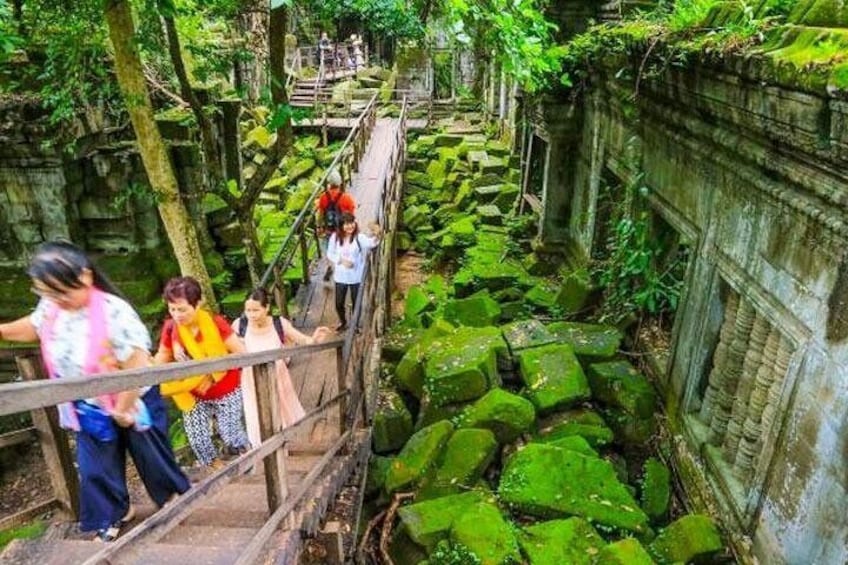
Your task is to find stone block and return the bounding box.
[366,455,393,497]
[519,518,605,565]
[450,502,522,564]
[373,389,414,454]
[397,491,486,550]
[587,361,656,419]
[641,458,671,524]
[385,420,454,494]
[457,388,536,443]
[419,428,497,500]
[555,267,593,313]
[477,204,503,225]
[595,538,655,564]
[442,292,502,327]
[517,344,591,414]
[536,409,615,448]
[531,434,598,457]
[498,443,650,535]
[546,321,623,362]
[382,325,424,363]
[500,319,558,353]
[648,515,722,564]
[395,320,456,397]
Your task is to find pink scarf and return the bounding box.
[40,287,117,431]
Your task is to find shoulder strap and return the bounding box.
[238,314,248,338]
[273,316,285,343]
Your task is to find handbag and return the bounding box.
[74,401,118,442]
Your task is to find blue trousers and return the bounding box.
[76,387,190,531]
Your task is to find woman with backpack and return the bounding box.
[154,276,250,468]
[327,213,382,331]
[233,288,332,447]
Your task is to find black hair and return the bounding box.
[334,212,358,244]
[246,288,271,308]
[28,240,123,297]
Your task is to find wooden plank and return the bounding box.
[523,192,542,213]
[17,356,79,520]
[0,426,37,449]
[255,361,288,512]
[79,392,348,565]
[232,430,353,565]
[0,340,343,417]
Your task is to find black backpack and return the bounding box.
[237,315,285,343]
[324,191,343,230]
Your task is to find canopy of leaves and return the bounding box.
[304,0,424,41]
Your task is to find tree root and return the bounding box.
[355,509,386,564]
[378,492,414,565]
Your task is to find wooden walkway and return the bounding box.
[0,114,406,565]
[289,117,401,441]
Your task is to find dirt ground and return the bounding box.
[0,444,53,520]
[390,252,429,321]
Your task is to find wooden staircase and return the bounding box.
[0,433,369,565]
[290,77,329,109]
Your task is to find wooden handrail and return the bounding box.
[258,92,378,289]
[0,339,343,417]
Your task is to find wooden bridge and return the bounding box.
[0,96,408,564]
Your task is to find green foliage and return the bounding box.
[112,181,162,210]
[429,539,482,565]
[0,521,47,549]
[168,416,189,451]
[303,0,424,41]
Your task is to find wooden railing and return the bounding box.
[258,92,378,316]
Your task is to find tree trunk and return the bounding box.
[238,0,269,105]
[269,5,292,154]
[236,208,264,285]
[104,0,216,308]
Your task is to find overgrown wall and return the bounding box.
[534,40,848,565]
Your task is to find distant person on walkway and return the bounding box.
[350,34,365,69]
[154,277,250,468]
[233,288,332,447]
[319,31,332,68]
[316,169,356,279]
[327,213,382,331]
[0,241,189,542]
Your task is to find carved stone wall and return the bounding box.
[538,46,848,565]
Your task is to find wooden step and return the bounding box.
[202,482,267,509]
[121,542,242,565]
[181,507,268,528]
[159,525,257,548]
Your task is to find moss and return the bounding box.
[519,518,605,565]
[419,428,498,500]
[457,388,536,444]
[640,458,671,525]
[648,514,723,563]
[0,520,47,549]
[405,285,435,321]
[450,502,522,565]
[554,267,593,314]
[500,319,558,353]
[595,538,655,564]
[498,443,651,535]
[366,455,393,497]
[383,325,425,363]
[545,321,623,362]
[423,326,505,406]
[530,433,598,458]
[442,293,502,328]
[536,409,615,448]
[373,389,415,454]
[587,361,656,419]
[398,491,488,550]
[385,420,454,494]
[517,343,592,414]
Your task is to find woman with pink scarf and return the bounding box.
[0,241,188,542]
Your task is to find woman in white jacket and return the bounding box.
[326,213,381,330]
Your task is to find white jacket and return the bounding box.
[327,232,379,284]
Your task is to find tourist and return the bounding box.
[316,169,356,279]
[326,213,382,331]
[233,288,333,446]
[351,33,365,69]
[0,241,189,542]
[154,277,250,468]
[318,31,332,68]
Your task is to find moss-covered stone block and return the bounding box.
[519,518,605,565]
[373,389,414,454]
[395,321,456,397]
[522,253,559,276]
[420,428,498,500]
[501,319,558,353]
[498,443,650,535]
[587,361,656,419]
[596,538,655,564]
[477,204,503,226]
[517,344,591,414]
[435,134,466,147]
[415,397,468,431]
[479,157,507,176]
[536,409,615,448]
[450,502,522,564]
[531,434,598,457]
[383,325,425,363]
[366,455,393,497]
[525,281,559,311]
[603,407,656,445]
[385,420,454,494]
[398,490,487,550]
[457,388,536,443]
[641,458,671,524]
[426,160,447,191]
[285,157,315,183]
[446,215,478,248]
[405,285,434,321]
[545,321,622,362]
[423,326,506,406]
[442,292,502,328]
[648,515,722,564]
[555,267,593,313]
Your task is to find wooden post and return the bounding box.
[17,355,79,519]
[317,522,345,564]
[336,346,347,437]
[273,265,289,318]
[299,232,309,285]
[254,361,288,512]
